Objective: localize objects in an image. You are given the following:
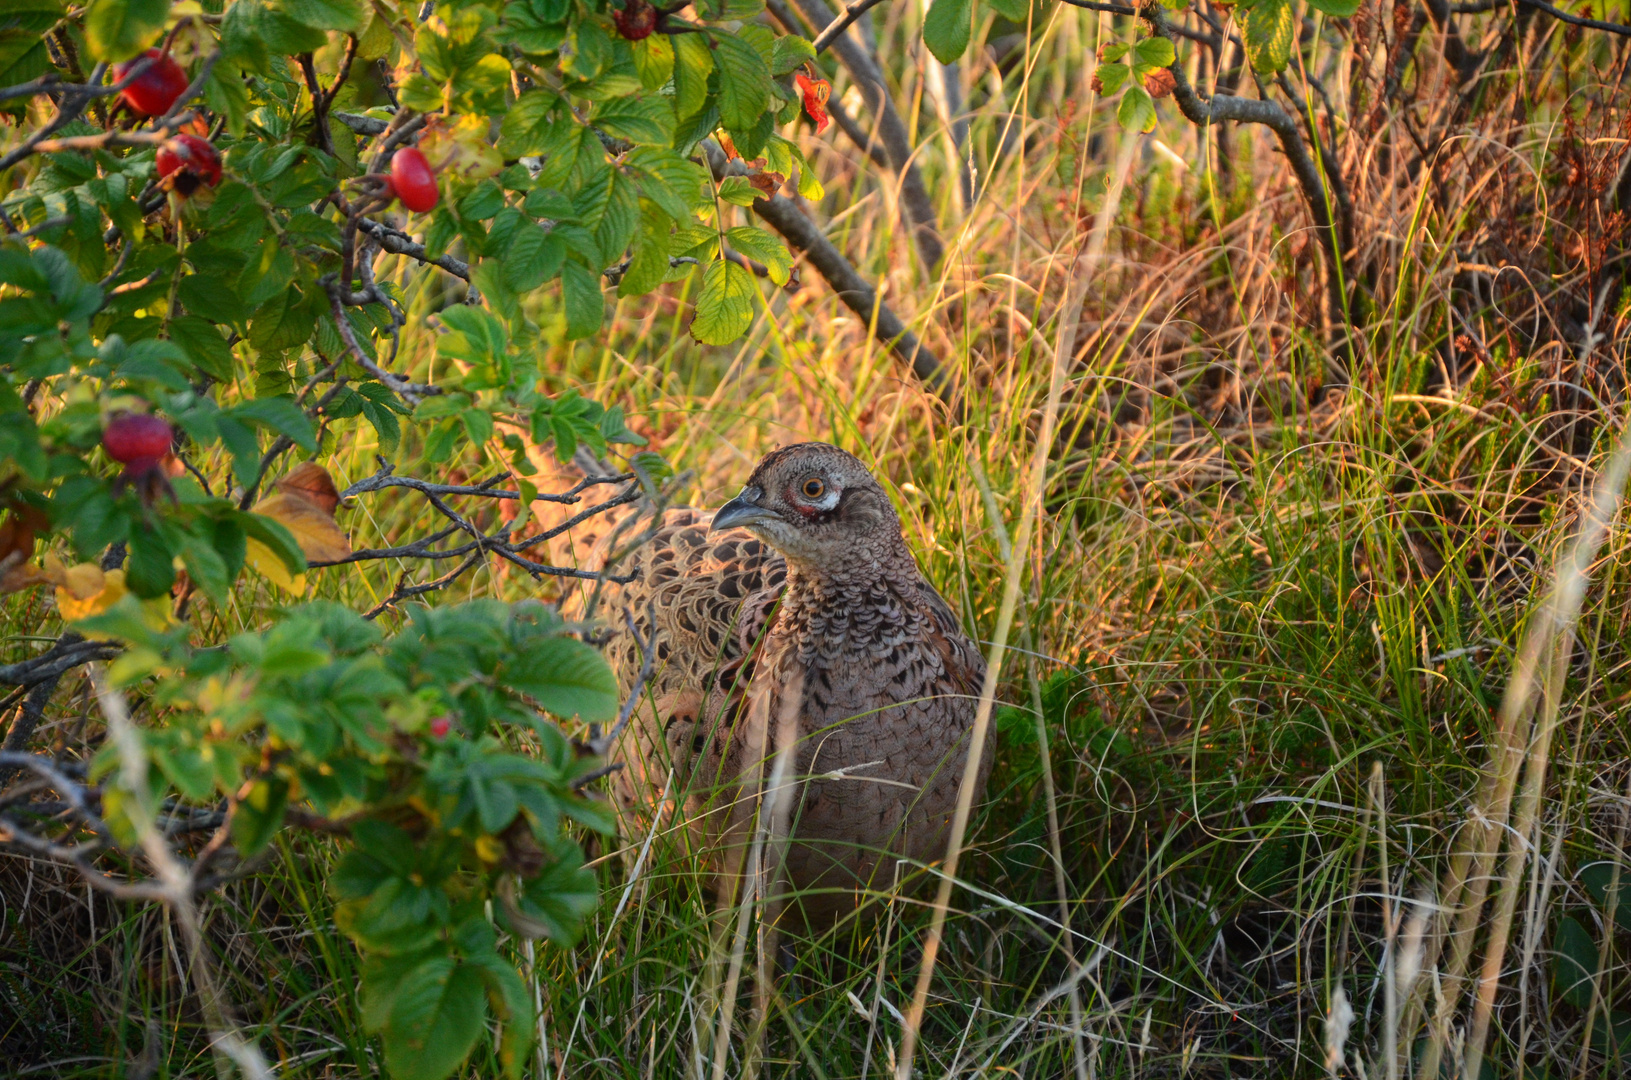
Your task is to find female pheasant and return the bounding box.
[605,443,988,924]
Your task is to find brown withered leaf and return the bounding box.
[747,172,786,196]
[251,464,352,564]
[276,461,342,514]
[1143,68,1177,99]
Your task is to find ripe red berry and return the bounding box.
[155,134,222,197]
[389,148,439,213]
[112,49,190,118]
[103,412,173,468]
[429,716,452,739]
[613,0,658,40]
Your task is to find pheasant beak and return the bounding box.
[710,486,779,533]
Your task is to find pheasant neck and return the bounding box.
[771,539,927,663]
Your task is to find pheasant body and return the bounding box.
[605,443,987,923]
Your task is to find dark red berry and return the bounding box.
[103,412,173,467]
[389,148,439,213]
[613,0,658,40]
[155,134,222,197]
[112,49,190,118]
[429,716,452,739]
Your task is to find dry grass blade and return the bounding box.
[894,128,1142,1080]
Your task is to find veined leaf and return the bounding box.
[690,258,757,344]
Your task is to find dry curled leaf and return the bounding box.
[747,171,785,196]
[1143,68,1177,99]
[795,71,831,133]
[251,464,352,565]
[277,461,342,514]
[42,554,128,621]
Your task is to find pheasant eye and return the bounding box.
[801,478,826,499]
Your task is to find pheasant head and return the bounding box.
[708,442,903,570]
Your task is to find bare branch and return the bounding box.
[813,0,889,52]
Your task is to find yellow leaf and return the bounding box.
[250,491,353,564]
[245,538,308,594]
[475,835,505,864]
[57,568,128,623]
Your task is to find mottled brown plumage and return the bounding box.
[605,443,988,923]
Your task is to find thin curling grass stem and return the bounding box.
[893,127,1142,1080]
[89,664,272,1080]
[1452,407,1631,1078]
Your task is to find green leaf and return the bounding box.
[984,0,1030,21]
[771,34,816,76]
[276,0,366,32]
[504,844,598,945]
[1305,0,1360,15]
[923,0,973,64]
[498,89,561,156]
[1117,84,1157,132]
[503,637,619,722]
[382,958,488,1080]
[715,175,763,207]
[168,316,236,380]
[230,397,318,452]
[83,0,167,62]
[178,273,250,327]
[504,223,566,293]
[1131,37,1176,74]
[1242,0,1295,74]
[713,32,772,131]
[1554,916,1599,1010]
[437,305,509,365]
[672,33,713,120]
[632,34,674,90]
[232,776,289,856]
[725,226,791,286]
[589,97,675,147]
[690,258,757,345]
[126,526,176,599]
[180,530,231,604]
[1094,60,1129,96]
[559,261,604,340]
[618,203,674,298]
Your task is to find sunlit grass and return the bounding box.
[7,3,1631,1076]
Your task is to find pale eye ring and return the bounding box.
[802,478,826,500]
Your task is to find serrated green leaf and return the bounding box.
[1094,61,1129,96]
[168,316,236,380]
[276,0,366,32]
[690,258,756,345]
[713,32,772,131]
[382,959,487,1080]
[1242,0,1295,74]
[632,34,674,90]
[725,226,791,286]
[504,222,566,292]
[1131,37,1176,73]
[672,33,713,120]
[589,96,675,147]
[560,260,604,340]
[1117,84,1157,132]
[770,34,816,76]
[504,637,619,721]
[83,0,167,62]
[923,0,973,64]
[716,175,763,207]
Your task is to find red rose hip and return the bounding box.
[389,148,439,212]
[614,0,658,40]
[155,134,222,196]
[103,412,173,468]
[112,49,190,118]
[429,716,452,739]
